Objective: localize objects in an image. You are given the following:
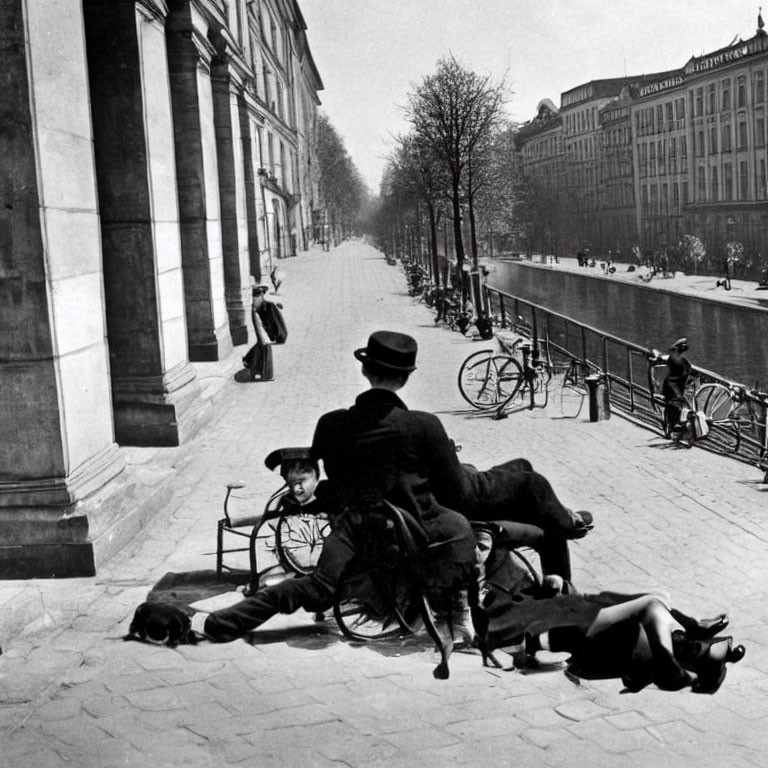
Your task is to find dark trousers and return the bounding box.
[205,517,357,642]
[204,507,474,643]
[462,461,579,534]
[460,460,577,580]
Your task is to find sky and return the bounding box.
[300,1,764,192]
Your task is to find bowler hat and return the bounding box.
[264,446,315,474]
[354,331,418,372]
[671,337,689,351]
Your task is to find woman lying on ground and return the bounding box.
[482,574,745,694]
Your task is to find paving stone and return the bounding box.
[2,243,768,765]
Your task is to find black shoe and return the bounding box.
[567,521,593,540]
[686,614,729,640]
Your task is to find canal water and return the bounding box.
[491,261,768,390]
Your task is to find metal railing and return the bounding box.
[484,286,767,467]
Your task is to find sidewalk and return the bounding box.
[509,254,768,313]
[2,240,768,768]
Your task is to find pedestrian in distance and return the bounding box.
[650,337,692,435]
[242,284,274,381]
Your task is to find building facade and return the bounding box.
[516,17,768,266]
[0,0,322,578]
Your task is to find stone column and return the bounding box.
[211,51,252,345]
[83,0,208,446]
[0,0,124,577]
[239,92,264,282]
[165,2,231,362]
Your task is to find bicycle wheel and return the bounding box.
[458,352,522,409]
[694,383,734,422]
[333,565,417,641]
[275,512,331,575]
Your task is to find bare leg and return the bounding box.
[587,595,690,690]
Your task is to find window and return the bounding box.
[738,76,746,108]
[756,72,766,104]
[649,141,657,174]
[697,130,705,157]
[722,124,732,152]
[740,160,748,199]
[656,104,664,126]
[711,165,719,201]
[662,183,669,214]
[724,162,733,200]
[697,166,706,199]
[675,97,686,121]
[695,87,704,116]
[759,158,767,199]
[710,125,718,154]
[673,182,680,211]
[680,136,688,158]
[666,102,674,122]
[757,117,765,147]
[682,181,689,203]
[708,83,716,113]
[658,140,666,174]
[721,79,731,110]
[738,120,747,149]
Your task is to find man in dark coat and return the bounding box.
[171,331,477,644]
[132,331,589,647]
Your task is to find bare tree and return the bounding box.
[406,55,505,301]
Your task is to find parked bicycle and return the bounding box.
[647,360,742,451]
[457,324,590,420]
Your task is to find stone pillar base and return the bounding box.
[189,322,233,362]
[0,443,125,578]
[112,362,211,446]
[227,291,250,346]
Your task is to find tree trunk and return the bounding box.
[428,200,440,288]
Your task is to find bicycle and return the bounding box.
[457,324,589,419]
[334,502,550,676]
[647,362,741,451]
[215,482,331,587]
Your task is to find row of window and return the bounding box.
[564,106,598,136]
[639,157,768,212]
[692,71,766,116]
[695,158,768,201]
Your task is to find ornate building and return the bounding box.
[0,0,322,577]
[516,15,768,261]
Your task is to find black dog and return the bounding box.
[124,602,197,647]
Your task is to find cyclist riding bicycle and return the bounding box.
[650,337,692,435]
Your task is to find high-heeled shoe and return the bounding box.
[688,636,746,694]
[672,632,745,672]
[670,610,729,639]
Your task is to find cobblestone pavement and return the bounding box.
[2,241,768,768]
